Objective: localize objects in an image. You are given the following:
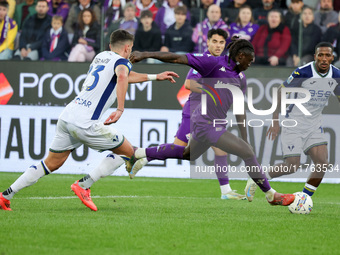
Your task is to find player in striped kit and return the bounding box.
[0,30,178,211]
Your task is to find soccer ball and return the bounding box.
[288,192,313,215]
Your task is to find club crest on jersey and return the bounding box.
[219,66,226,72]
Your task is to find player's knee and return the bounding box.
[285,158,300,172]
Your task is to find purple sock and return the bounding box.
[146,143,185,161]
[214,155,229,186]
[244,155,271,192]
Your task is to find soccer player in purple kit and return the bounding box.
[171,29,246,200]
[129,38,295,206]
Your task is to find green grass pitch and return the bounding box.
[0,172,339,255]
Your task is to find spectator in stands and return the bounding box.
[13,0,36,30]
[47,0,69,22]
[192,4,228,53]
[223,0,246,25]
[284,0,303,33]
[314,0,338,34]
[64,0,100,34]
[13,0,51,60]
[41,15,69,60]
[68,8,100,62]
[252,9,291,66]
[286,0,319,10]
[323,12,340,67]
[134,10,162,52]
[161,5,193,53]
[190,0,214,27]
[6,0,15,18]
[228,5,259,42]
[0,1,17,60]
[135,0,158,20]
[253,0,280,26]
[154,0,189,36]
[287,6,321,67]
[103,0,124,30]
[104,2,138,48]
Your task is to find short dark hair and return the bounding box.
[0,1,9,9]
[315,42,334,52]
[36,0,48,5]
[110,29,134,47]
[174,5,187,15]
[207,29,228,40]
[140,10,153,19]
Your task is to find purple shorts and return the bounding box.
[191,122,226,146]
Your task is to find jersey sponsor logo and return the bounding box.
[193,53,203,57]
[288,145,295,151]
[74,97,92,108]
[287,75,294,84]
[127,62,132,69]
[192,69,198,74]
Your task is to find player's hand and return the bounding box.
[266,122,280,140]
[157,71,179,83]
[129,51,145,63]
[104,110,123,125]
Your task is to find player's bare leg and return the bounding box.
[1,151,71,211]
[302,145,329,196]
[267,156,301,179]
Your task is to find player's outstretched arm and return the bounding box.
[130,51,188,65]
[128,71,179,83]
[266,86,282,140]
[104,65,129,125]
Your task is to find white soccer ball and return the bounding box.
[288,192,313,215]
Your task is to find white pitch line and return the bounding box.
[13,196,340,205]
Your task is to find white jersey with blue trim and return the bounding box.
[282,61,340,130]
[59,51,132,128]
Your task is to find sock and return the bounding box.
[78,154,125,189]
[265,188,276,202]
[3,161,51,200]
[303,183,317,196]
[214,155,229,187]
[135,148,146,159]
[220,184,232,195]
[145,144,185,161]
[244,155,271,192]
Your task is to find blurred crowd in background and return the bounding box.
[1,0,340,67]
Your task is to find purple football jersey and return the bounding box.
[185,53,247,126]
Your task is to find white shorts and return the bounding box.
[50,120,124,153]
[281,126,327,158]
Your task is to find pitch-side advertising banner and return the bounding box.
[0,62,339,182]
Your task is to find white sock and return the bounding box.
[134,148,146,159]
[265,188,276,202]
[220,184,232,195]
[7,161,51,200]
[78,154,124,189]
